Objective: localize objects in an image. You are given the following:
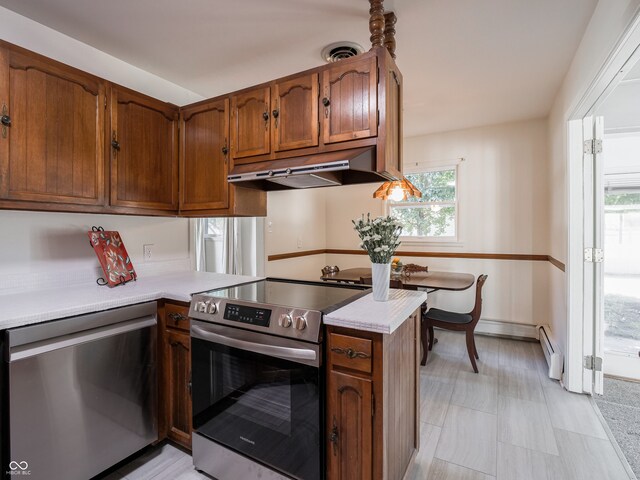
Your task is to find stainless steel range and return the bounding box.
[188,278,368,480]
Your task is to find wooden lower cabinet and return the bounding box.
[326,310,420,480]
[159,301,192,450]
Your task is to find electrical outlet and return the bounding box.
[267,221,273,233]
[297,236,303,249]
[143,244,154,262]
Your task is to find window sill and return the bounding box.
[399,238,464,248]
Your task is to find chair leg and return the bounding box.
[428,325,434,351]
[472,335,479,360]
[465,331,479,373]
[420,318,428,366]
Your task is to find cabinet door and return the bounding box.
[180,99,229,211]
[321,56,377,145]
[230,86,270,160]
[166,329,192,449]
[110,86,178,211]
[327,370,373,480]
[273,73,318,151]
[0,46,106,205]
[377,54,403,179]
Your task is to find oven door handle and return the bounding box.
[191,325,317,361]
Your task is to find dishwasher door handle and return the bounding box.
[9,316,157,362]
[191,325,317,361]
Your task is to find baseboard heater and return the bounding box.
[537,325,563,380]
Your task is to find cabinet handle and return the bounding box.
[330,347,370,359]
[262,110,269,131]
[168,312,187,322]
[222,138,229,163]
[1,104,9,138]
[272,109,279,128]
[330,417,339,456]
[322,97,330,118]
[111,131,120,152]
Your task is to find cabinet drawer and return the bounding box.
[165,303,190,331]
[329,333,372,374]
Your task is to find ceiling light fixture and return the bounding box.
[372,177,422,201]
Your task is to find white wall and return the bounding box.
[327,119,549,326]
[0,210,190,280]
[264,189,328,281]
[0,6,203,105]
[265,119,551,327]
[546,0,640,357]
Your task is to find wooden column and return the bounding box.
[369,0,385,48]
[384,12,397,59]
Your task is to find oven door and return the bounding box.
[191,320,322,480]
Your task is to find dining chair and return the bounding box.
[359,276,404,289]
[422,274,488,373]
[321,265,340,276]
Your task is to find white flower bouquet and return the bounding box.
[352,214,402,264]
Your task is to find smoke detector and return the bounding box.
[321,41,364,63]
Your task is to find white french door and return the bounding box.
[582,115,605,395]
[583,49,640,387]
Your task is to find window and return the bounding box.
[388,167,457,240]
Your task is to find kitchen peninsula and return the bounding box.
[1,268,425,480]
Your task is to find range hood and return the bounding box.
[227,147,389,190]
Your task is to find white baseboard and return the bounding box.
[473,318,539,340]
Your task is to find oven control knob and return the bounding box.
[207,302,218,314]
[278,314,293,328]
[195,301,207,313]
[294,315,307,331]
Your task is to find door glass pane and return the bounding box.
[602,133,640,357]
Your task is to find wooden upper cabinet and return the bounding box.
[110,86,178,211]
[273,73,319,152]
[180,99,229,211]
[0,45,106,205]
[377,51,403,180]
[321,56,378,145]
[230,86,270,160]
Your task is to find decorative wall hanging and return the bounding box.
[88,226,137,287]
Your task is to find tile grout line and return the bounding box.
[433,458,497,479]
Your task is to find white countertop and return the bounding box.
[324,289,427,334]
[0,271,261,330]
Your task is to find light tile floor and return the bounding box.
[409,330,636,480]
[97,331,636,480]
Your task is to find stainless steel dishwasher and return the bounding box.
[4,302,157,480]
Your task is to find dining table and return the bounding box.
[320,267,475,293]
[321,267,476,355]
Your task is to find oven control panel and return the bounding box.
[190,295,322,342]
[224,303,271,327]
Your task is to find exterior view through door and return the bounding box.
[589,52,640,383]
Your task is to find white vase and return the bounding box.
[371,262,391,302]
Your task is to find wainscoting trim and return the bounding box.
[267,248,567,271]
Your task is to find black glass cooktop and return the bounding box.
[203,278,368,313]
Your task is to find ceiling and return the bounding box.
[0,0,598,137]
